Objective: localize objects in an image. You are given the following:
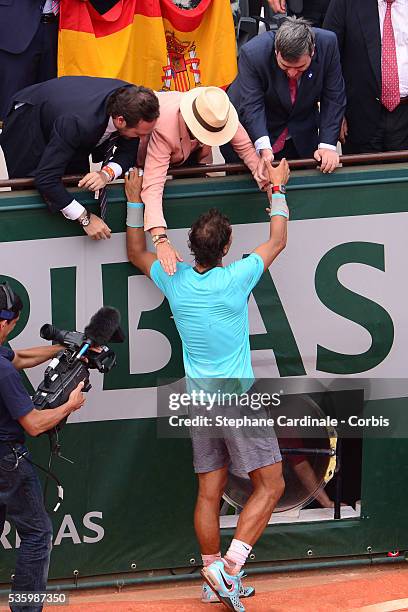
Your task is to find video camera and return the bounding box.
[29,307,125,511]
[33,306,125,421]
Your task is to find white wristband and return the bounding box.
[269,194,289,219]
[126,202,144,228]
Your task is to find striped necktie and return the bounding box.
[98,133,118,221]
[50,1,60,15]
[381,0,400,112]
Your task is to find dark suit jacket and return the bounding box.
[0,76,140,212]
[0,0,44,54]
[227,28,346,157]
[323,0,382,146]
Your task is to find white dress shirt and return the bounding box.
[378,0,408,97]
[43,1,53,12]
[62,118,122,220]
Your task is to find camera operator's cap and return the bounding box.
[0,282,16,320]
[179,86,239,147]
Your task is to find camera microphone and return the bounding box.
[40,307,125,350]
[84,306,125,346]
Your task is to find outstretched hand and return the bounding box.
[265,157,290,187]
[124,167,143,202]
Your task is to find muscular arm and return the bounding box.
[253,159,290,270]
[127,227,157,279]
[19,380,85,437]
[19,402,76,438]
[253,200,288,271]
[125,169,157,277]
[12,344,64,370]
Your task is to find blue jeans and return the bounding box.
[0,445,53,612]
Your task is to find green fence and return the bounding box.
[0,163,408,582]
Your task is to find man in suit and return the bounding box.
[0,1,59,124]
[324,0,408,154]
[0,76,159,240]
[224,17,346,173]
[137,87,268,275]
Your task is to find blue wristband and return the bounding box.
[269,211,289,218]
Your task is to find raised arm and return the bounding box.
[253,158,290,270]
[125,169,157,278]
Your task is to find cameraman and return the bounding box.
[0,283,85,612]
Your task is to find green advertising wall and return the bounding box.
[0,163,408,582]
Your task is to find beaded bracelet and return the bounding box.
[101,165,115,182]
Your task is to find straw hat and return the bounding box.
[179,86,239,146]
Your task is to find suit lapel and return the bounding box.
[356,0,381,91]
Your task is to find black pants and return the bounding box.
[0,19,58,122]
[343,102,408,154]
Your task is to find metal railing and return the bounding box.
[0,150,407,191]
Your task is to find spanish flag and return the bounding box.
[58,0,237,91]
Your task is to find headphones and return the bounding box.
[0,282,17,321]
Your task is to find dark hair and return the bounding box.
[0,286,23,322]
[188,209,232,268]
[106,86,160,127]
[275,16,315,62]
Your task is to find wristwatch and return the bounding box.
[272,185,286,194]
[77,209,91,227]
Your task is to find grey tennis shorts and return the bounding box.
[190,402,282,474]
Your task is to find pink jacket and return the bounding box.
[139,91,260,231]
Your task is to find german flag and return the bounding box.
[58,0,238,91]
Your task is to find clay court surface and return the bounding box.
[17,564,406,612]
